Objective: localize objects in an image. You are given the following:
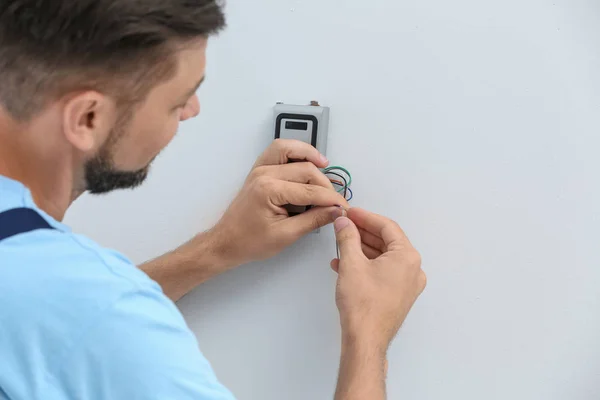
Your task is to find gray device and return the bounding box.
[274,102,330,155]
[273,102,331,222]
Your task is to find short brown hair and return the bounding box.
[0,0,226,120]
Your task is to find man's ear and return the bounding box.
[63,91,116,153]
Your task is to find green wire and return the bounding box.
[323,166,352,186]
[323,165,352,194]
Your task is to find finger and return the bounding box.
[279,206,340,240]
[347,208,411,251]
[362,243,382,260]
[273,181,349,208]
[330,259,340,273]
[358,227,386,252]
[255,139,329,168]
[334,217,367,262]
[259,162,334,190]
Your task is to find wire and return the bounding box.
[323,166,352,187]
[324,165,353,260]
[324,171,348,194]
[325,173,349,200]
[330,181,351,201]
[323,167,353,202]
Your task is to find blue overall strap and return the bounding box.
[0,208,55,242]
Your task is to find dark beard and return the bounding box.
[84,151,150,195]
[83,109,152,195]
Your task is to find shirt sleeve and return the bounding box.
[47,287,236,400]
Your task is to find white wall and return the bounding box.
[66,1,600,399]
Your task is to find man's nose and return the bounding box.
[180,95,200,121]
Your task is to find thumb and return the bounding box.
[334,217,364,261]
[280,206,339,241]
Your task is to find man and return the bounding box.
[0,1,426,399]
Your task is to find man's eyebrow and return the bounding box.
[184,76,205,99]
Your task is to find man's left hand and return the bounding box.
[209,139,349,269]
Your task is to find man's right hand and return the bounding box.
[332,208,426,400]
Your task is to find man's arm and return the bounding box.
[140,229,233,302]
[336,335,387,399]
[141,139,349,301]
[332,208,427,400]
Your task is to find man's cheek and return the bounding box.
[145,124,177,161]
[160,120,180,148]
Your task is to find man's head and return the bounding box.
[0,0,225,194]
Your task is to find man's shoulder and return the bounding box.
[0,229,187,399]
[0,227,159,294]
[0,228,166,333]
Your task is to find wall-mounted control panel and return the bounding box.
[274,102,330,156]
[273,102,331,222]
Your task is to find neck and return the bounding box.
[0,114,79,222]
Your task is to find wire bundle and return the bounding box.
[323,166,353,202]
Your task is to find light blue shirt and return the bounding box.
[0,175,235,400]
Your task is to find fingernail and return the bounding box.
[334,217,350,232]
[320,154,329,165]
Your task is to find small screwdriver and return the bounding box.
[334,206,348,259]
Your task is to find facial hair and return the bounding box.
[84,153,150,195]
[83,119,151,195]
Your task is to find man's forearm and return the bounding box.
[335,335,387,400]
[140,229,236,302]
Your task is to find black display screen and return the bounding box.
[285,121,309,131]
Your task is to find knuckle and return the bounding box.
[336,228,350,241]
[390,220,402,231]
[419,271,428,291]
[338,227,358,242]
[272,138,285,150]
[270,139,287,160]
[309,162,320,174]
[411,250,422,267]
[275,138,294,151]
[249,166,267,181]
[303,184,318,197]
[399,248,421,270]
[299,161,312,170]
[252,175,274,193]
[312,212,330,229]
[303,161,319,176]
